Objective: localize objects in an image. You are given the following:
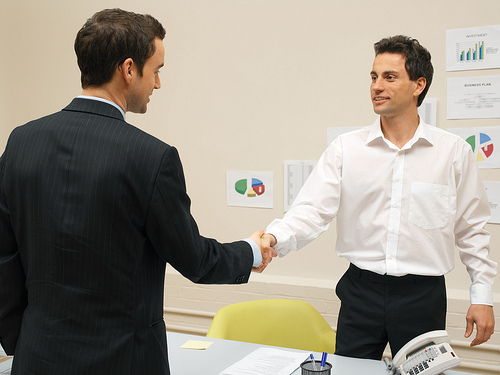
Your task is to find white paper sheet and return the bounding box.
[447,76,500,119]
[284,160,316,212]
[484,181,500,224]
[226,171,274,209]
[418,97,437,126]
[327,126,362,146]
[446,25,500,71]
[220,347,309,375]
[446,126,500,168]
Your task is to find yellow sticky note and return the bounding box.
[180,340,213,350]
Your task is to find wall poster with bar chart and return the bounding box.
[446,25,500,71]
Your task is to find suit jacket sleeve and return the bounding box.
[145,146,253,284]
[0,152,27,355]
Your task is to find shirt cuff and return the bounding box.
[470,283,494,306]
[244,238,262,267]
[266,219,294,256]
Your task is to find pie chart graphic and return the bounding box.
[466,133,494,162]
[235,178,266,197]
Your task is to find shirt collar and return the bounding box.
[77,95,126,120]
[366,116,434,149]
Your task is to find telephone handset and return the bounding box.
[386,330,461,375]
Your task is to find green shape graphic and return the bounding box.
[235,179,247,195]
[466,135,475,152]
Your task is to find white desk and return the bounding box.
[167,332,475,375]
[0,333,477,375]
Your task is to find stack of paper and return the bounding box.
[220,347,309,375]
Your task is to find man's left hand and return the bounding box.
[465,304,495,346]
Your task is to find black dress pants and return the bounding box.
[334,263,446,360]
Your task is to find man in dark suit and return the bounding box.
[0,9,274,375]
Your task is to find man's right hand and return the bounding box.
[249,231,277,273]
[249,230,278,273]
[260,233,277,260]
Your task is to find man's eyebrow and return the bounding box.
[370,69,400,76]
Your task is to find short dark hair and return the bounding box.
[75,8,166,88]
[374,35,433,107]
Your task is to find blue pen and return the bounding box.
[309,354,318,371]
[320,352,327,369]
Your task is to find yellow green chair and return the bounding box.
[206,299,336,353]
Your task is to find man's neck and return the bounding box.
[380,113,420,149]
[81,86,126,113]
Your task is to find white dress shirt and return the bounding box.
[267,117,497,305]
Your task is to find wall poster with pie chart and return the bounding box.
[226,171,273,208]
[447,126,500,169]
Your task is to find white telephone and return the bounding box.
[386,330,461,375]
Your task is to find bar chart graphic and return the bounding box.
[446,25,500,71]
[458,40,485,62]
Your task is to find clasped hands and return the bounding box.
[249,230,278,273]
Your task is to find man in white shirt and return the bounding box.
[261,35,496,359]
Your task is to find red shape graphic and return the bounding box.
[253,184,265,196]
[482,143,494,158]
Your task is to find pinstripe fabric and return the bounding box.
[0,98,253,375]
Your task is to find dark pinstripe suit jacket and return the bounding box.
[0,98,253,375]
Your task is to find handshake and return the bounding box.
[249,230,278,273]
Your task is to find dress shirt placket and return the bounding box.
[386,149,405,274]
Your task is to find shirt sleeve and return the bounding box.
[453,142,497,305]
[266,139,343,256]
[243,238,262,267]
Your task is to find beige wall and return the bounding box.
[2,0,499,374]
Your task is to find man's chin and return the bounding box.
[129,106,148,115]
[372,104,389,116]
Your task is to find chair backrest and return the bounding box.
[206,299,336,353]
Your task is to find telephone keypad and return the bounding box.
[403,345,444,375]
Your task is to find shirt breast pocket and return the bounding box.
[409,182,450,230]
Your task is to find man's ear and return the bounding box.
[118,58,135,83]
[414,77,426,97]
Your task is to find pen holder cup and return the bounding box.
[300,360,332,375]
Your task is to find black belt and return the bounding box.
[348,263,443,285]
